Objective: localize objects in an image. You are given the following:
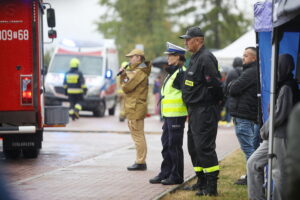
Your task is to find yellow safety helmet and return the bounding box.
[70,58,80,68]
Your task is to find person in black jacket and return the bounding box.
[227,47,260,185]
[224,57,243,94]
[179,26,222,196]
[223,57,243,124]
[63,58,87,121]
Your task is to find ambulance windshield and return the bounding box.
[49,54,103,75]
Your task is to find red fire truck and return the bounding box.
[0,0,68,159]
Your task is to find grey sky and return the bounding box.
[44,0,105,50]
[43,0,256,51]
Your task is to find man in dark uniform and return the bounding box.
[179,27,222,196]
[63,58,87,121]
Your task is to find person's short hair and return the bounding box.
[245,47,257,57]
[179,54,186,62]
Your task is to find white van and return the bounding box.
[45,39,119,117]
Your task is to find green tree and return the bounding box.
[170,0,251,49]
[98,0,177,60]
[97,0,251,59]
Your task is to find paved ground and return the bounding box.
[45,113,166,134]
[1,114,239,200]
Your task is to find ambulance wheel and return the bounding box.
[3,149,21,159]
[23,148,40,159]
[93,100,106,117]
[108,105,115,116]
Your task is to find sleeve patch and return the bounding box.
[185,80,194,86]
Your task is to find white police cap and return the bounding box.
[164,42,186,55]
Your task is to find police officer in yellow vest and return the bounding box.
[149,42,187,185]
[63,58,87,121]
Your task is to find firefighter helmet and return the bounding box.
[70,58,80,68]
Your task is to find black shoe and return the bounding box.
[127,163,147,171]
[149,176,163,184]
[161,178,183,185]
[234,175,247,185]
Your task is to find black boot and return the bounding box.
[70,113,76,121]
[196,171,218,196]
[182,171,206,191]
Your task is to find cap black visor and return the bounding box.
[179,34,192,39]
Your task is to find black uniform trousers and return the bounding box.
[158,116,186,181]
[68,94,83,111]
[187,104,219,171]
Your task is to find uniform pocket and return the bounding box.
[126,98,137,111]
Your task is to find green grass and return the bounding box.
[161,149,248,200]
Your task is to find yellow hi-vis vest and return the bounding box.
[161,66,187,117]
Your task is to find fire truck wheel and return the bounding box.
[93,100,106,117]
[23,148,40,159]
[3,149,21,159]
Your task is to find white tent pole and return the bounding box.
[267,29,278,200]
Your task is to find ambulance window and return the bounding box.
[80,57,103,75]
[49,55,71,73]
[49,55,103,75]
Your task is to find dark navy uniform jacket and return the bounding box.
[182,46,221,106]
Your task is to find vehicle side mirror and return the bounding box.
[48,29,57,39]
[47,8,56,28]
[105,69,113,79]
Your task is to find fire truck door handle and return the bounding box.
[16,65,22,71]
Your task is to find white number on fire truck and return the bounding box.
[0,29,29,41]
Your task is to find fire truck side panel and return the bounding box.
[0,1,35,111]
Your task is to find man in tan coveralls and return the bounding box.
[120,49,151,171]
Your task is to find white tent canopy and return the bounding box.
[212,30,256,67]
